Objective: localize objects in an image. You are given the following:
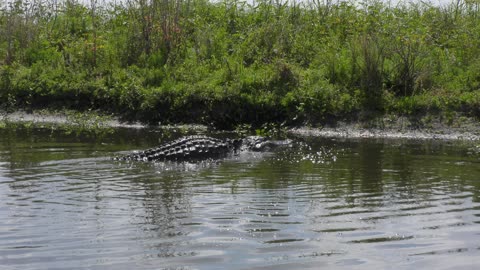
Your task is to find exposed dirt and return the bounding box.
[289,115,480,141]
[1,110,144,129]
[0,110,208,131]
[3,110,480,141]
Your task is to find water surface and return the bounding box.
[1,128,480,270]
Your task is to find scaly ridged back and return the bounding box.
[118,136,235,162]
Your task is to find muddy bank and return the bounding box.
[290,126,480,141]
[0,110,208,131]
[1,110,145,129]
[2,110,480,141]
[290,116,480,141]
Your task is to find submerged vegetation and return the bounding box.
[1,0,480,128]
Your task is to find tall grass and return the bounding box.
[1,0,479,127]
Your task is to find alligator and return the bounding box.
[115,135,292,162]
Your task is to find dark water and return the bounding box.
[1,128,480,270]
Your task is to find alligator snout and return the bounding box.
[251,138,293,151]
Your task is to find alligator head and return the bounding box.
[241,136,293,151]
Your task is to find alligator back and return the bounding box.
[117,135,236,162]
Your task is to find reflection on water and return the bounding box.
[1,128,480,270]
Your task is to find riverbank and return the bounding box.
[1,110,145,129]
[2,109,480,141]
[0,110,207,137]
[1,0,480,130]
[290,116,480,141]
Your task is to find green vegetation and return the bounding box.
[1,0,480,129]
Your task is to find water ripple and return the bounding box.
[1,134,480,269]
